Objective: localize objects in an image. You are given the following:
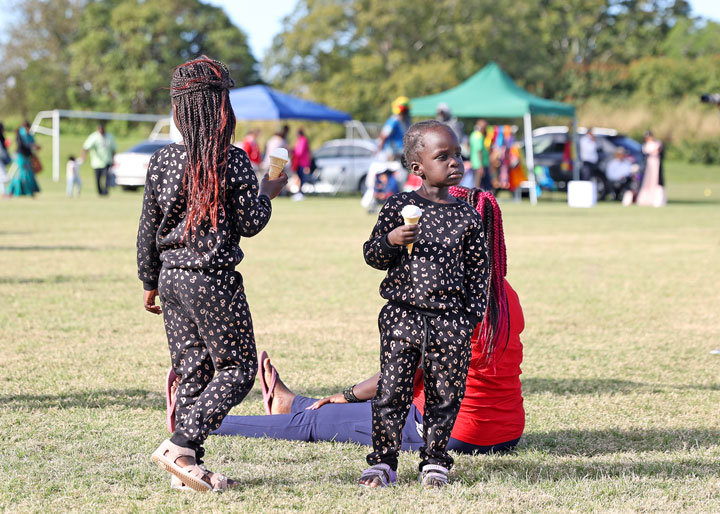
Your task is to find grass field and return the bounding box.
[1,135,719,512]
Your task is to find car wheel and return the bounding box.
[358,174,367,195]
[121,185,141,192]
[591,175,608,201]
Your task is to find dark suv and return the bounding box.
[532,126,645,200]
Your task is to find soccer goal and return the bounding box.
[29,109,167,182]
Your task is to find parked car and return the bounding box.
[531,126,645,199]
[112,139,172,191]
[306,138,380,194]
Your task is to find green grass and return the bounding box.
[1,134,719,512]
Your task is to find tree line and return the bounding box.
[0,0,259,118]
[2,0,720,160]
[266,0,719,121]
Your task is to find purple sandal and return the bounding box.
[359,464,397,488]
[419,464,449,488]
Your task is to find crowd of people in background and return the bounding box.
[0,110,669,210]
[239,124,314,201]
[579,128,666,206]
[371,98,530,207]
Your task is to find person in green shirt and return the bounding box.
[82,124,116,196]
[469,119,491,190]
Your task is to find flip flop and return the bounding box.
[257,350,277,415]
[166,367,178,433]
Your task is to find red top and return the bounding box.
[412,279,525,446]
[241,136,261,165]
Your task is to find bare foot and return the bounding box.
[264,358,296,415]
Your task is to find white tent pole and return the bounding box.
[571,116,580,181]
[523,112,537,205]
[52,109,60,182]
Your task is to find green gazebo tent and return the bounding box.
[411,62,578,204]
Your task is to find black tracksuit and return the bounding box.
[363,191,489,471]
[137,143,271,453]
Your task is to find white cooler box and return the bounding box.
[567,180,597,208]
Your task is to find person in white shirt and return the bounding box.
[579,130,599,180]
[605,148,632,182]
[66,155,83,197]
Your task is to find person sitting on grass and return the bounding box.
[186,189,524,489]
[138,55,287,493]
[371,169,399,209]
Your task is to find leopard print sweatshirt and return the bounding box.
[363,191,489,323]
[137,143,271,291]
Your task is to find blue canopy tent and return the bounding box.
[228,85,352,122]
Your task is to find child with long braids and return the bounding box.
[137,56,287,492]
[360,120,490,488]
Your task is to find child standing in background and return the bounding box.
[66,155,82,197]
[360,120,490,488]
[138,56,287,492]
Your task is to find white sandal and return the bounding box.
[419,464,449,488]
[151,440,211,492]
[170,465,236,492]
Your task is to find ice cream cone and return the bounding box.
[268,156,287,179]
[401,205,423,254]
[404,215,421,253]
[268,148,289,179]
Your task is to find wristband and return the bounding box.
[343,385,361,403]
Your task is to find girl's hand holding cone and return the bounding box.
[387,224,420,249]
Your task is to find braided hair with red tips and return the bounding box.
[170,56,236,238]
[449,186,510,364]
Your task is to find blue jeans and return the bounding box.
[213,395,519,454]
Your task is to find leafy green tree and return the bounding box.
[0,0,258,116]
[265,0,697,121]
[0,0,84,116]
[68,0,259,113]
[662,17,720,58]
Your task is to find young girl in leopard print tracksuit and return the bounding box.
[359,120,490,488]
[139,56,287,492]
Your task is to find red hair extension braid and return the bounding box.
[449,187,510,363]
[170,56,236,238]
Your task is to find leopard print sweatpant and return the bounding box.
[367,302,473,472]
[159,267,257,453]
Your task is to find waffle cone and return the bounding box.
[403,216,421,254]
[268,156,287,179]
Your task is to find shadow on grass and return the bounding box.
[0,274,128,284]
[456,451,720,482]
[522,427,720,456]
[2,387,345,411]
[0,245,98,251]
[523,377,719,395]
[2,389,164,410]
[666,198,720,205]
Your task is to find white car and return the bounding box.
[113,139,172,191]
[308,138,379,193]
